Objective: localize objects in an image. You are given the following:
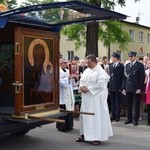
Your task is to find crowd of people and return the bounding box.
[58,52,150,145]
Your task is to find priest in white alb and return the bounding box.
[76,54,113,145]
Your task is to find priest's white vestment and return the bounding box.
[79,65,113,141]
[59,68,74,110]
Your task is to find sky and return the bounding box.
[114,0,150,27]
[17,0,150,27]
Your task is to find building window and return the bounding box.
[139,32,144,43]
[67,51,74,61]
[147,33,150,44]
[129,30,135,41]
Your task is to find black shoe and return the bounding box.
[124,119,132,124]
[133,121,138,126]
[92,141,101,145]
[148,119,150,126]
[115,118,120,122]
[57,128,67,132]
[67,127,73,131]
[76,135,84,142]
[110,116,116,121]
[120,113,126,117]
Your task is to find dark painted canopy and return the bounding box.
[0,1,127,31]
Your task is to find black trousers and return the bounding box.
[109,91,121,119]
[56,104,73,131]
[126,92,141,122]
[147,105,150,124]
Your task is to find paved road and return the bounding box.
[0,117,150,150]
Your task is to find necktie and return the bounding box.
[130,62,133,68]
[113,63,116,68]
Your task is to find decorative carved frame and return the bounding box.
[15,27,59,115]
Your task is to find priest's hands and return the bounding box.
[80,86,89,93]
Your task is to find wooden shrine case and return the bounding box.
[0,26,60,115]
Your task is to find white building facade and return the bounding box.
[60,21,150,61]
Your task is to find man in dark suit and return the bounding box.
[123,51,145,126]
[109,52,124,122]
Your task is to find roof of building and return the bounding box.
[120,20,150,29]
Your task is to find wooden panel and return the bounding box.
[14,27,60,115]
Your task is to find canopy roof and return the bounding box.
[0,1,127,31]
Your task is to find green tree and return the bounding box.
[17,0,140,58]
[62,0,140,57]
[0,0,17,9]
[99,20,131,59]
[7,0,17,9]
[20,0,54,7]
[20,0,59,20]
[0,0,6,4]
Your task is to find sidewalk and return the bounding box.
[110,115,150,150]
[0,115,150,150]
[71,115,150,150]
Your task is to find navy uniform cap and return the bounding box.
[73,55,79,60]
[128,51,137,57]
[111,52,120,58]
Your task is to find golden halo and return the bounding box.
[28,39,50,70]
[43,61,53,74]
